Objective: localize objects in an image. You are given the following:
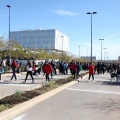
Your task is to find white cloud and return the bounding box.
[52,10,78,16]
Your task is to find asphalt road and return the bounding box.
[12,72,120,120]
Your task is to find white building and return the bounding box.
[10,29,69,52]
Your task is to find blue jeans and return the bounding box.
[11,68,17,80]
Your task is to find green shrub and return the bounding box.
[48,80,56,88]
[14,90,23,101]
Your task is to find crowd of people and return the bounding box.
[88,62,120,82]
[0,59,86,83]
[0,59,120,83]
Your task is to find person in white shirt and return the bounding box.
[23,60,34,83]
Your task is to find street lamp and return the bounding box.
[61,36,64,61]
[99,39,104,62]
[105,52,108,61]
[103,48,107,62]
[86,12,97,63]
[6,5,11,62]
[86,50,88,60]
[87,50,88,59]
[78,46,80,59]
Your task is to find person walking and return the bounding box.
[76,62,83,82]
[42,60,52,83]
[70,61,77,79]
[23,60,34,83]
[88,62,95,82]
[116,65,120,83]
[10,59,18,81]
[0,64,4,82]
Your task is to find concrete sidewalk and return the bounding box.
[0,71,72,99]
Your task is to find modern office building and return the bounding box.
[10,29,69,52]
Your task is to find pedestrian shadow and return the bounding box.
[95,80,120,86]
[74,78,120,86]
[81,99,120,113]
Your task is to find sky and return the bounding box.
[0,0,120,60]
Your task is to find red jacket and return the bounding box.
[71,63,77,72]
[11,61,18,68]
[32,66,36,71]
[88,65,94,74]
[43,63,52,74]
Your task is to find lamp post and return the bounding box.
[103,48,107,62]
[87,50,88,60]
[61,36,64,61]
[78,46,80,59]
[105,52,108,61]
[86,12,97,63]
[99,39,104,62]
[6,5,11,61]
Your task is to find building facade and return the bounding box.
[10,29,69,52]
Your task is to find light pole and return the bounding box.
[103,48,107,62]
[87,50,88,60]
[78,46,80,59]
[6,5,11,61]
[86,12,97,63]
[61,36,64,61]
[99,39,104,62]
[105,52,108,61]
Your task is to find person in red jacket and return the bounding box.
[88,62,95,82]
[10,59,18,81]
[42,60,52,82]
[71,61,77,79]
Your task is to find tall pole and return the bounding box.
[105,52,108,61]
[78,46,80,59]
[103,48,106,62]
[91,13,92,63]
[86,12,97,63]
[87,50,88,59]
[61,36,63,61]
[6,5,11,61]
[99,39,104,62]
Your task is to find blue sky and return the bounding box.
[0,0,120,60]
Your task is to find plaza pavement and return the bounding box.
[0,70,86,99]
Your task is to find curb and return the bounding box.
[0,74,88,120]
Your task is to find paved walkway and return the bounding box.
[0,70,85,99]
